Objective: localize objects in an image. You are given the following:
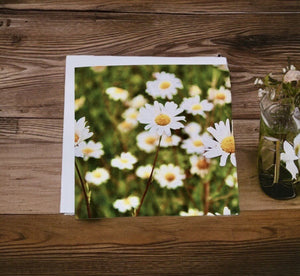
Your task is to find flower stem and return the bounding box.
[273,140,281,184]
[135,136,162,216]
[203,181,210,215]
[75,159,92,218]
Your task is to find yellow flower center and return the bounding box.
[145,136,157,145]
[155,114,171,126]
[124,197,131,205]
[120,158,129,164]
[216,92,226,100]
[115,88,125,94]
[221,136,235,153]
[129,113,138,119]
[75,133,79,143]
[82,147,94,155]
[92,171,102,178]
[159,81,171,90]
[191,104,202,111]
[165,172,175,182]
[295,145,300,156]
[143,171,151,178]
[165,136,173,143]
[193,140,203,147]
[196,158,209,170]
[120,121,132,130]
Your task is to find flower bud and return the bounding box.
[283,70,300,83]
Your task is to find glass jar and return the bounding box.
[258,91,300,199]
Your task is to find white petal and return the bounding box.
[204,148,222,158]
[230,153,237,167]
[220,152,230,166]
[286,161,299,179]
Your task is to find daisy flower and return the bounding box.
[189,155,211,177]
[91,66,106,73]
[113,196,140,213]
[85,167,110,186]
[225,77,231,88]
[180,208,204,216]
[146,71,183,99]
[75,140,104,161]
[225,171,238,188]
[223,206,231,216]
[184,122,202,137]
[117,120,138,133]
[181,133,211,154]
[111,152,137,170]
[74,117,93,146]
[136,165,153,179]
[294,134,300,158]
[254,78,263,85]
[136,131,159,153]
[216,64,229,71]
[203,119,236,167]
[189,85,202,97]
[282,64,296,73]
[106,87,128,102]
[280,141,299,179]
[154,164,186,189]
[160,134,181,148]
[128,95,148,109]
[122,107,139,123]
[180,95,213,117]
[75,96,85,111]
[207,86,231,105]
[138,101,185,137]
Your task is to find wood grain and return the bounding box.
[0,11,299,118]
[0,211,300,275]
[1,0,300,13]
[0,143,61,213]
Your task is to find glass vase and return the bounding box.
[258,92,300,199]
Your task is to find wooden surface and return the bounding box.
[0,1,300,275]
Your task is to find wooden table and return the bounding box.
[1,1,300,275]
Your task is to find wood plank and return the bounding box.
[1,0,300,13]
[0,118,63,143]
[1,118,299,214]
[0,143,61,214]
[0,211,300,275]
[0,11,299,118]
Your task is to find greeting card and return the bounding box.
[61,56,239,218]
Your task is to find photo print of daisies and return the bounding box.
[74,63,239,218]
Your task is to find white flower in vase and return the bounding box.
[280,141,299,179]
